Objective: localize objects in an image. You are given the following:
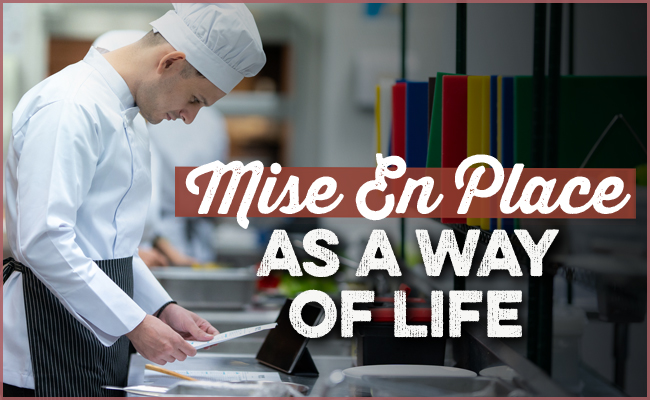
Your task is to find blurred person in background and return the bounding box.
[3,4,265,396]
[146,105,229,265]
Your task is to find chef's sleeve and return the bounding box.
[132,249,173,314]
[12,100,146,346]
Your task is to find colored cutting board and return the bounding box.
[513,76,533,167]
[558,76,646,168]
[406,81,430,167]
[489,75,499,231]
[513,76,646,168]
[379,79,395,157]
[466,76,484,227]
[391,82,407,160]
[426,72,456,168]
[480,76,491,230]
[501,77,515,234]
[441,75,468,224]
[428,77,436,136]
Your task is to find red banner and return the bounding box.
[175,166,636,219]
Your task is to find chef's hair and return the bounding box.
[141,30,205,79]
[141,30,167,47]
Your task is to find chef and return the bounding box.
[92,29,230,266]
[3,3,266,397]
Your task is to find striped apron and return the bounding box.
[3,257,133,397]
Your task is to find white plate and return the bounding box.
[479,366,519,382]
[342,365,477,379]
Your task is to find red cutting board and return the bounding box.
[391,82,406,160]
[441,75,467,224]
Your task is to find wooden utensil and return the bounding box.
[145,364,198,381]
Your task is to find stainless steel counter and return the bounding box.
[196,308,279,331]
[127,352,624,396]
[127,352,355,396]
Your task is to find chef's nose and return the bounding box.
[181,105,200,124]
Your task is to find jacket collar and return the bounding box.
[83,46,140,122]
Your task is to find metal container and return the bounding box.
[165,381,306,397]
[150,266,257,310]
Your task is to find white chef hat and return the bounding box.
[93,30,147,51]
[150,3,266,94]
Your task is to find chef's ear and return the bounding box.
[157,51,186,74]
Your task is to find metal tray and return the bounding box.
[150,266,257,310]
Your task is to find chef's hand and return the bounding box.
[126,315,197,365]
[139,247,169,267]
[153,237,199,266]
[158,303,219,341]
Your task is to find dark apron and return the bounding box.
[3,256,134,397]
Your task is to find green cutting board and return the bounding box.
[558,76,646,168]
[426,72,457,168]
[513,76,645,169]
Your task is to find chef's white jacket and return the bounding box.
[3,47,172,389]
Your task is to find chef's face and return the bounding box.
[137,55,226,125]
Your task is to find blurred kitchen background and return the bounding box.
[3,3,647,396]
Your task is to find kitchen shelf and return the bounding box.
[214,92,287,118]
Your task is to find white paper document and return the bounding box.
[187,323,277,350]
[145,369,282,383]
